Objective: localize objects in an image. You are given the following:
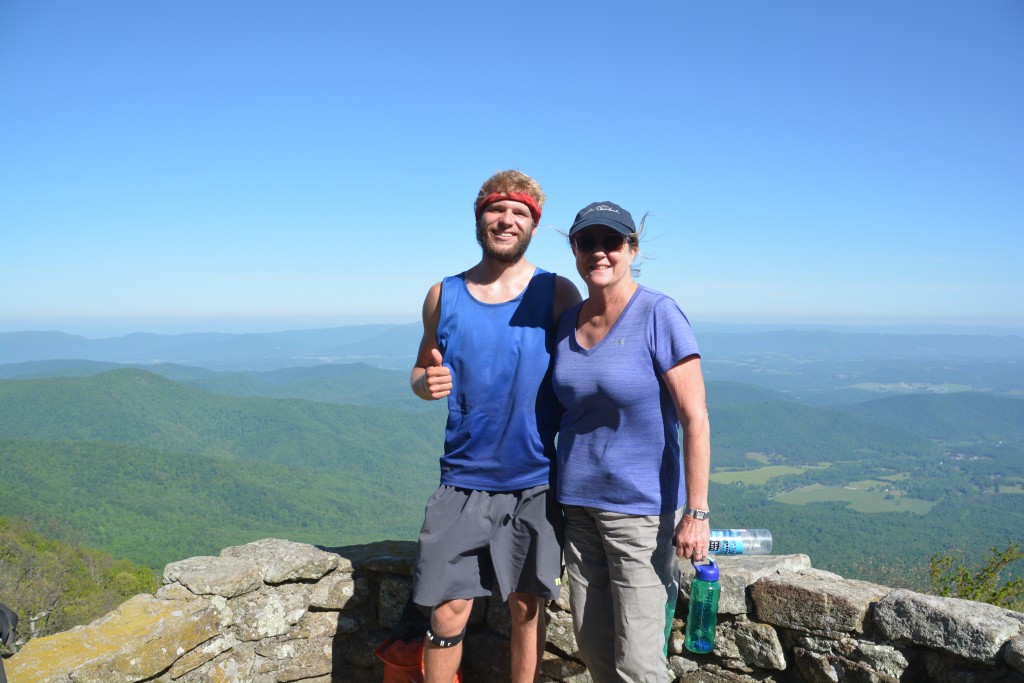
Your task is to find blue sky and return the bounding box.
[2,1,1022,336]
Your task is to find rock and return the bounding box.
[793,647,840,683]
[220,538,341,584]
[172,643,270,683]
[162,555,262,598]
[733,620,786,670]
[921,649,1024,683]
[293,610,344,639]
[254,635,334,681]
[750,569,889,637]
[325,539,417,575]
[462,631,511,681]
[487,589,512,637]
[540,650,589,682]
[680,554,813,615]
[229,583,310,641]
[873,588,1023,664]
[678,663,763,681]
[668,654,700,678]
[378,575,413,628]
[9,538,1024,683]
[1006,635,1024,673]
[168,633,237,678]
[793,638,905,683]
[6,594,219,683]
[799,636,909,681]
[309,571,368,610]
[545,606,579,658]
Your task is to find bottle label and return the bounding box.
[708,539,744,554]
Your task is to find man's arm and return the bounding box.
[410,282,453,400]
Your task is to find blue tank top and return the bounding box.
[436,268,560,491]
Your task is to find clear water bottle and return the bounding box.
[708,528,772,555]
[684,557,720,654]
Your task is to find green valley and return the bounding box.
[2,334,1023,593]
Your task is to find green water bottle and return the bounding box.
[684,557,720,654]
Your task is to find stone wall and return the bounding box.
[5,538,1024,682]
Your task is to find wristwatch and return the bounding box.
[683,507,710,520]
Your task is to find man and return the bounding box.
[410,170,581,683]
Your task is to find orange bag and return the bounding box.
[374,636,463,683]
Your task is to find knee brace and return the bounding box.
[425,626,466,648]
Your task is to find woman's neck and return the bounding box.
[586,279,638,316]
[575,280,639,349]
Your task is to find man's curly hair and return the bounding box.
[474,170,546,215]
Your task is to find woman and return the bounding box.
[552,201,711,683]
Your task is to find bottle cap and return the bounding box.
[692,556,719,581]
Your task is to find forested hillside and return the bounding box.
[2,358,1023,591]
[0,368,443,467]
[843,392,1024,442]
[0,440,435,568]
[0,369,445,568]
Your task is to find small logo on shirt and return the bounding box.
[612,338,626,346]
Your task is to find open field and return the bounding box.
[850,479,899,490]
[711,465,811,485]
[773,483,935,514]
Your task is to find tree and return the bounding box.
[928,539,1024,610]
[0,517,158,643]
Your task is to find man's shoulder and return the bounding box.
[550,273,583,309]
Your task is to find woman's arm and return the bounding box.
[663,354,711,559]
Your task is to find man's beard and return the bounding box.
[477,224,533,263]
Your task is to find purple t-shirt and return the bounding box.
[552,286,700,515]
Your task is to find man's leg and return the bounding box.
[508,591,545,683]
[424,597,473,683]
[491,485,561,682]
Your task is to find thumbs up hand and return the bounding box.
[422,348,453,400]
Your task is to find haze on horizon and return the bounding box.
[2,1,1022,336]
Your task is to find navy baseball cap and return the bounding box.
[568,201,636,236]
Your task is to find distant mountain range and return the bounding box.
[3,325,1023,372]
[0,324,423,371]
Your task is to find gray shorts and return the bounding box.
[412,484,563,607]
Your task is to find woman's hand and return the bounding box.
[674,514,710,561]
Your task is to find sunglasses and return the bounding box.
[572,234,630,253]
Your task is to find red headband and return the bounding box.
[475,191,542,223]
